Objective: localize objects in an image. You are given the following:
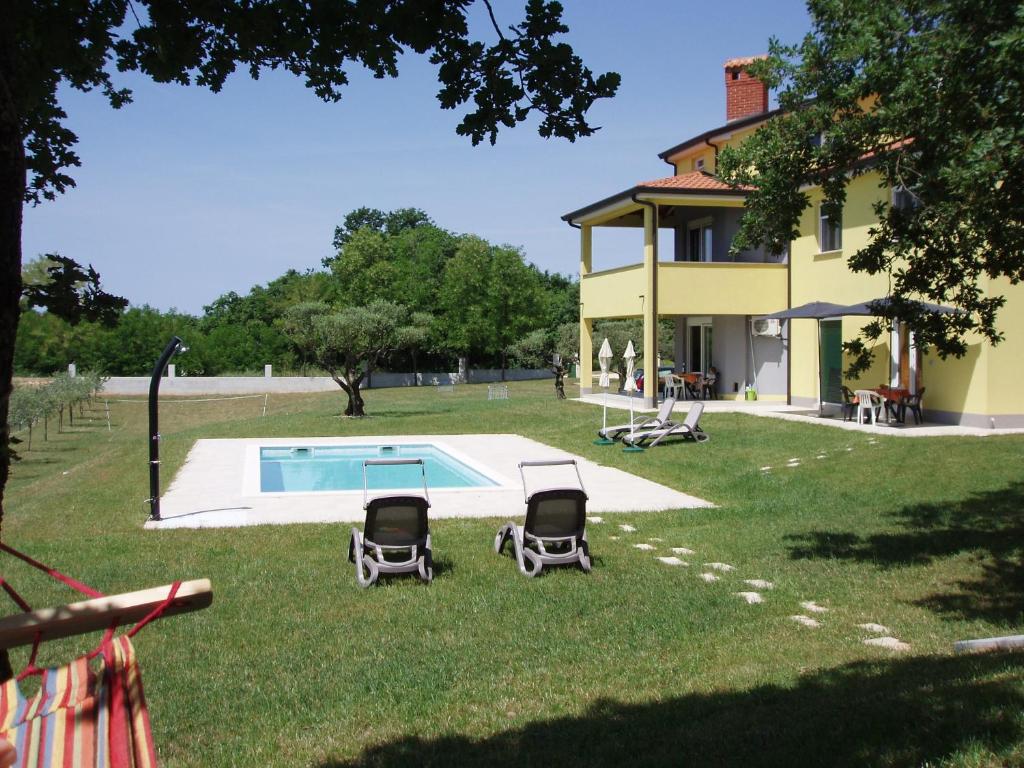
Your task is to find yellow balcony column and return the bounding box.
[578,225,594,395]
[641,202,658,408]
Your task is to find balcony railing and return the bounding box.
[581,261,788,319]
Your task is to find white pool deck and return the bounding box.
[150,434,712,530]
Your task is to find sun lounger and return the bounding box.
[597,397,677,441]
[494,459,591,577]
[348,458,433,587]
[622,402,709,447]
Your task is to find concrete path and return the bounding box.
[151,433,712,530]
[575,393,1024,437]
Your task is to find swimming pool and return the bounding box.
[259,443,499,492]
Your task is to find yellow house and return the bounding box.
[563,57,1024,428]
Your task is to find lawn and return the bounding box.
[3,380,1023,767]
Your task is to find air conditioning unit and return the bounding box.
[751,318,782,337]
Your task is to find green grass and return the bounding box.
[4,381,1023,767]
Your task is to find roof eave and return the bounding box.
[562,185,749,226]
[657,107,785,164]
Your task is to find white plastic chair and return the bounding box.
[663,374,683,400]
[854,390,885,425]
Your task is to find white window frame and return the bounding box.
[818,203,842,252]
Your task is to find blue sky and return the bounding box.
[21,1,811,315]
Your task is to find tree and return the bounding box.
[330,207,434,251]
[510,321,577,397]
[1,1,620,532]
[436,237,545,374]
[283,300,424,417]
[717,0,1024,376]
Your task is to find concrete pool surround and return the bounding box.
[152,434,712,529]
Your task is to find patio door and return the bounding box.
[687,219,713,262]
[689,320,713,373]
[819,319,843,404]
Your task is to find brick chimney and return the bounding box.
[725,56,769,122]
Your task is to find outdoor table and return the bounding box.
[872,386,911,423]
[681,372,703,400]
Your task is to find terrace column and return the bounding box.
[642,203,658,408]
[579,225,593,395]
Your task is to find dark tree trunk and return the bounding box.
[0,10,25,537]
[500,351,507,382]
[330,370,366,417]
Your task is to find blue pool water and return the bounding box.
[259,443,498,492]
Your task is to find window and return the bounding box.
[818,202,842,252]
[688,219,713,262]
[694,157,705,171]
[892,185,919,212]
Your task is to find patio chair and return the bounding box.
[840,386,858,422]
[597,397,677,441]
[903,387,926,425]
[854,389,885,425]
[495,459,591,577]
[622,402,709,447]
[702,369,719,400]
[348,458,433,587]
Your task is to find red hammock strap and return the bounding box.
[0,577,32,612]
[0,541,104,599]
[128,580,182,638]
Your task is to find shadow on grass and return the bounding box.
[785,482,1024,624]
[318,653,1023,767]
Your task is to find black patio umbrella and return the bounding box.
[835,297,958,316]
[765,301,855,320]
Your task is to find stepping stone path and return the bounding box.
[760,466,772,472]
[857,623,890,634]
[588,516,604,524]
[736,592,764,605]
[601,526,914,652]
[786,461,801,468]
[800,601,829,614]
[816,454,827,459]
[864,637,911,651]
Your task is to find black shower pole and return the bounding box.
[148,336,184,521]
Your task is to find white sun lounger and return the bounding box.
[597,397,677,441]
[622,402,709,447]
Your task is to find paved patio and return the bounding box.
[151,433,713,529]
[575,392,1024,437]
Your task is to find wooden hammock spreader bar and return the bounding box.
[0,578,213,650]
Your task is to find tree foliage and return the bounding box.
[717,0,1024,375]
[20,254,127,326]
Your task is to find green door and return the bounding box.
[819,319,843,404]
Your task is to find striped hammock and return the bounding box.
[0,635,157,768]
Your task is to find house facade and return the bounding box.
[563,57,1024,428]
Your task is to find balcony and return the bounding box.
[581,261,789,319]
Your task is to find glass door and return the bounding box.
[819,319,843,404]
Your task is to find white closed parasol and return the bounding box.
[622,340,638,444]
[598,338,613,433]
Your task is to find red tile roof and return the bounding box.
[637,171,750,193]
